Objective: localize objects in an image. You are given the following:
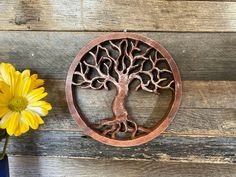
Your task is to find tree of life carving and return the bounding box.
[72,39,175,140]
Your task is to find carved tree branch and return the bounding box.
[72,45,118,90]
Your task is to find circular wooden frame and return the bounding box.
[66,33,182,147]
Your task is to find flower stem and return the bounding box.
[0,135,9,160]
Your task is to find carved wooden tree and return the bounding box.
[72,39,174,140]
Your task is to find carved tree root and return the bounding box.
[94,118,151,139]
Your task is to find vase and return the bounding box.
[0,155,9,177]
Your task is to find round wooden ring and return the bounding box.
[66,33,182,147]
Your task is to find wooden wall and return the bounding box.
[0,0,235,176]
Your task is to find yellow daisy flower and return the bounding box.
[0,63,52,136]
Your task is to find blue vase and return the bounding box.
[0,155,9,177]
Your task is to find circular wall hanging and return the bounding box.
[66,33,182,147]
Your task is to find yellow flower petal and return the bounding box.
[14,74,23,97]
[0,93,11,106]
[28,101,52,110]
[5,112,20,136]
[0,63,16,85]
[21,110,39,129]
[31,74,44,89]
[22,69,30,77]
[0,81,10,95]
[21,71,45,90]
[28,92,48,103]
[14,117,29,136]
[26,87,45,100]
[32,111,44,124]
[27,106,49,116]
[14,127,21,136]
[21,77,31,97]
[9,70,20,95]
[0,111,13,129]
[0,106,10,117]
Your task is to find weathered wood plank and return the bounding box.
[0,32,236,80]
[45,107,236,136]
[9,156,236,177]
[1,0,236,32]
[7,131,236,163]
[40,80,236,136]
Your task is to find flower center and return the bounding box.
[8,96,28,112]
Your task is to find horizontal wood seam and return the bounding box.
[1,30,236,33]
[8,154,236,165]
[34,129,236,138]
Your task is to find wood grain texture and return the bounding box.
[7,131,236,163]
[5,81,236,163]
[9,156,236,177]
[1,0,236,32]
[0,0,235,173]
[0,32,236,80]
[41,80,236,136]
[2,80,234,163]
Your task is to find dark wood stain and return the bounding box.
[14,0,41,28]
[8,130,236,163]
[9,156,236,177]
